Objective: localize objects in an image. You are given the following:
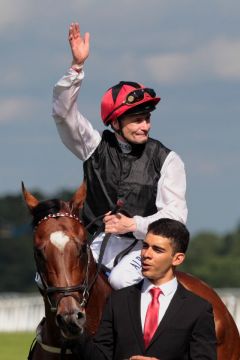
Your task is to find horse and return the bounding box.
[23,183,240,360]
[23,182,111,359]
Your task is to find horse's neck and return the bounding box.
[85,263,112,335]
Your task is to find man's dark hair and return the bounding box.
[147,218,189,254]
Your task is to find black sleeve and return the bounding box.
[189,303,217,359]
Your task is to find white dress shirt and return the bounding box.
[140,277,178,330]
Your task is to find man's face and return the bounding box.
[114,113,151,144]
[141,233,185,285]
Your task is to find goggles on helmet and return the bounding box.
[104,88,156,124]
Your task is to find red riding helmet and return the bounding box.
[101,81,161,125]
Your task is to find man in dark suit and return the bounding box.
[74,218,217,360]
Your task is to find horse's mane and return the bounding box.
[31,199,70,228]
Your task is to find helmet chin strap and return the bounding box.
[116,121,129,142]
[112,120,134,146]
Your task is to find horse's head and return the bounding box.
[22,182,91,339]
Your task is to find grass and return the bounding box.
[0,332,35,360]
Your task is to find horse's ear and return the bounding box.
[22,181,39,212]
[70,182,87,210]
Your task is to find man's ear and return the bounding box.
[112,119,120,131]
[172,252,185,267]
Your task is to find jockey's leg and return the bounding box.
[108,241,143,290]
[90,233,138,271]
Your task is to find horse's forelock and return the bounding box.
[31,199,65,228]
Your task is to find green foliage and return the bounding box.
[0,234,35,292]
[0,194,29,225]
[0,332,35,360]
[179,228,240,287]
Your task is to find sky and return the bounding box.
[0,0,240,235]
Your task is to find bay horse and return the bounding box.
[23,182,111,359]
[23,183,240,360]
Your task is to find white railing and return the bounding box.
[0,293,44,332]
[0,290,239,332]
[215,288,240,331]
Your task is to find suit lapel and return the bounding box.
[148,283,187,348]
[128,281,145,353]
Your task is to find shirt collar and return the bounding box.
[142,277,178,296]
[116,138,132,153]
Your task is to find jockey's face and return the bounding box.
[113,113,151,144]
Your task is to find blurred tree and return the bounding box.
[179,227,240,287]
[0,234,35,292]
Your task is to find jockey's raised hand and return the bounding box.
[68,22,90,67]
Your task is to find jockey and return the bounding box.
[52,23,188,290]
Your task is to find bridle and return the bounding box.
[30,206,119,358]
[29,203,128,358]
[33,197,129,313]
[34,212,95,312]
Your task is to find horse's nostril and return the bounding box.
[77,311,85,320]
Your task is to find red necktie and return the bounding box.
[143,287,162,348]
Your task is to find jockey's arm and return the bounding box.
[104,152,187,239]
[52,68,101,161]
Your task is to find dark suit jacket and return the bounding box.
[76,281,217,360]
